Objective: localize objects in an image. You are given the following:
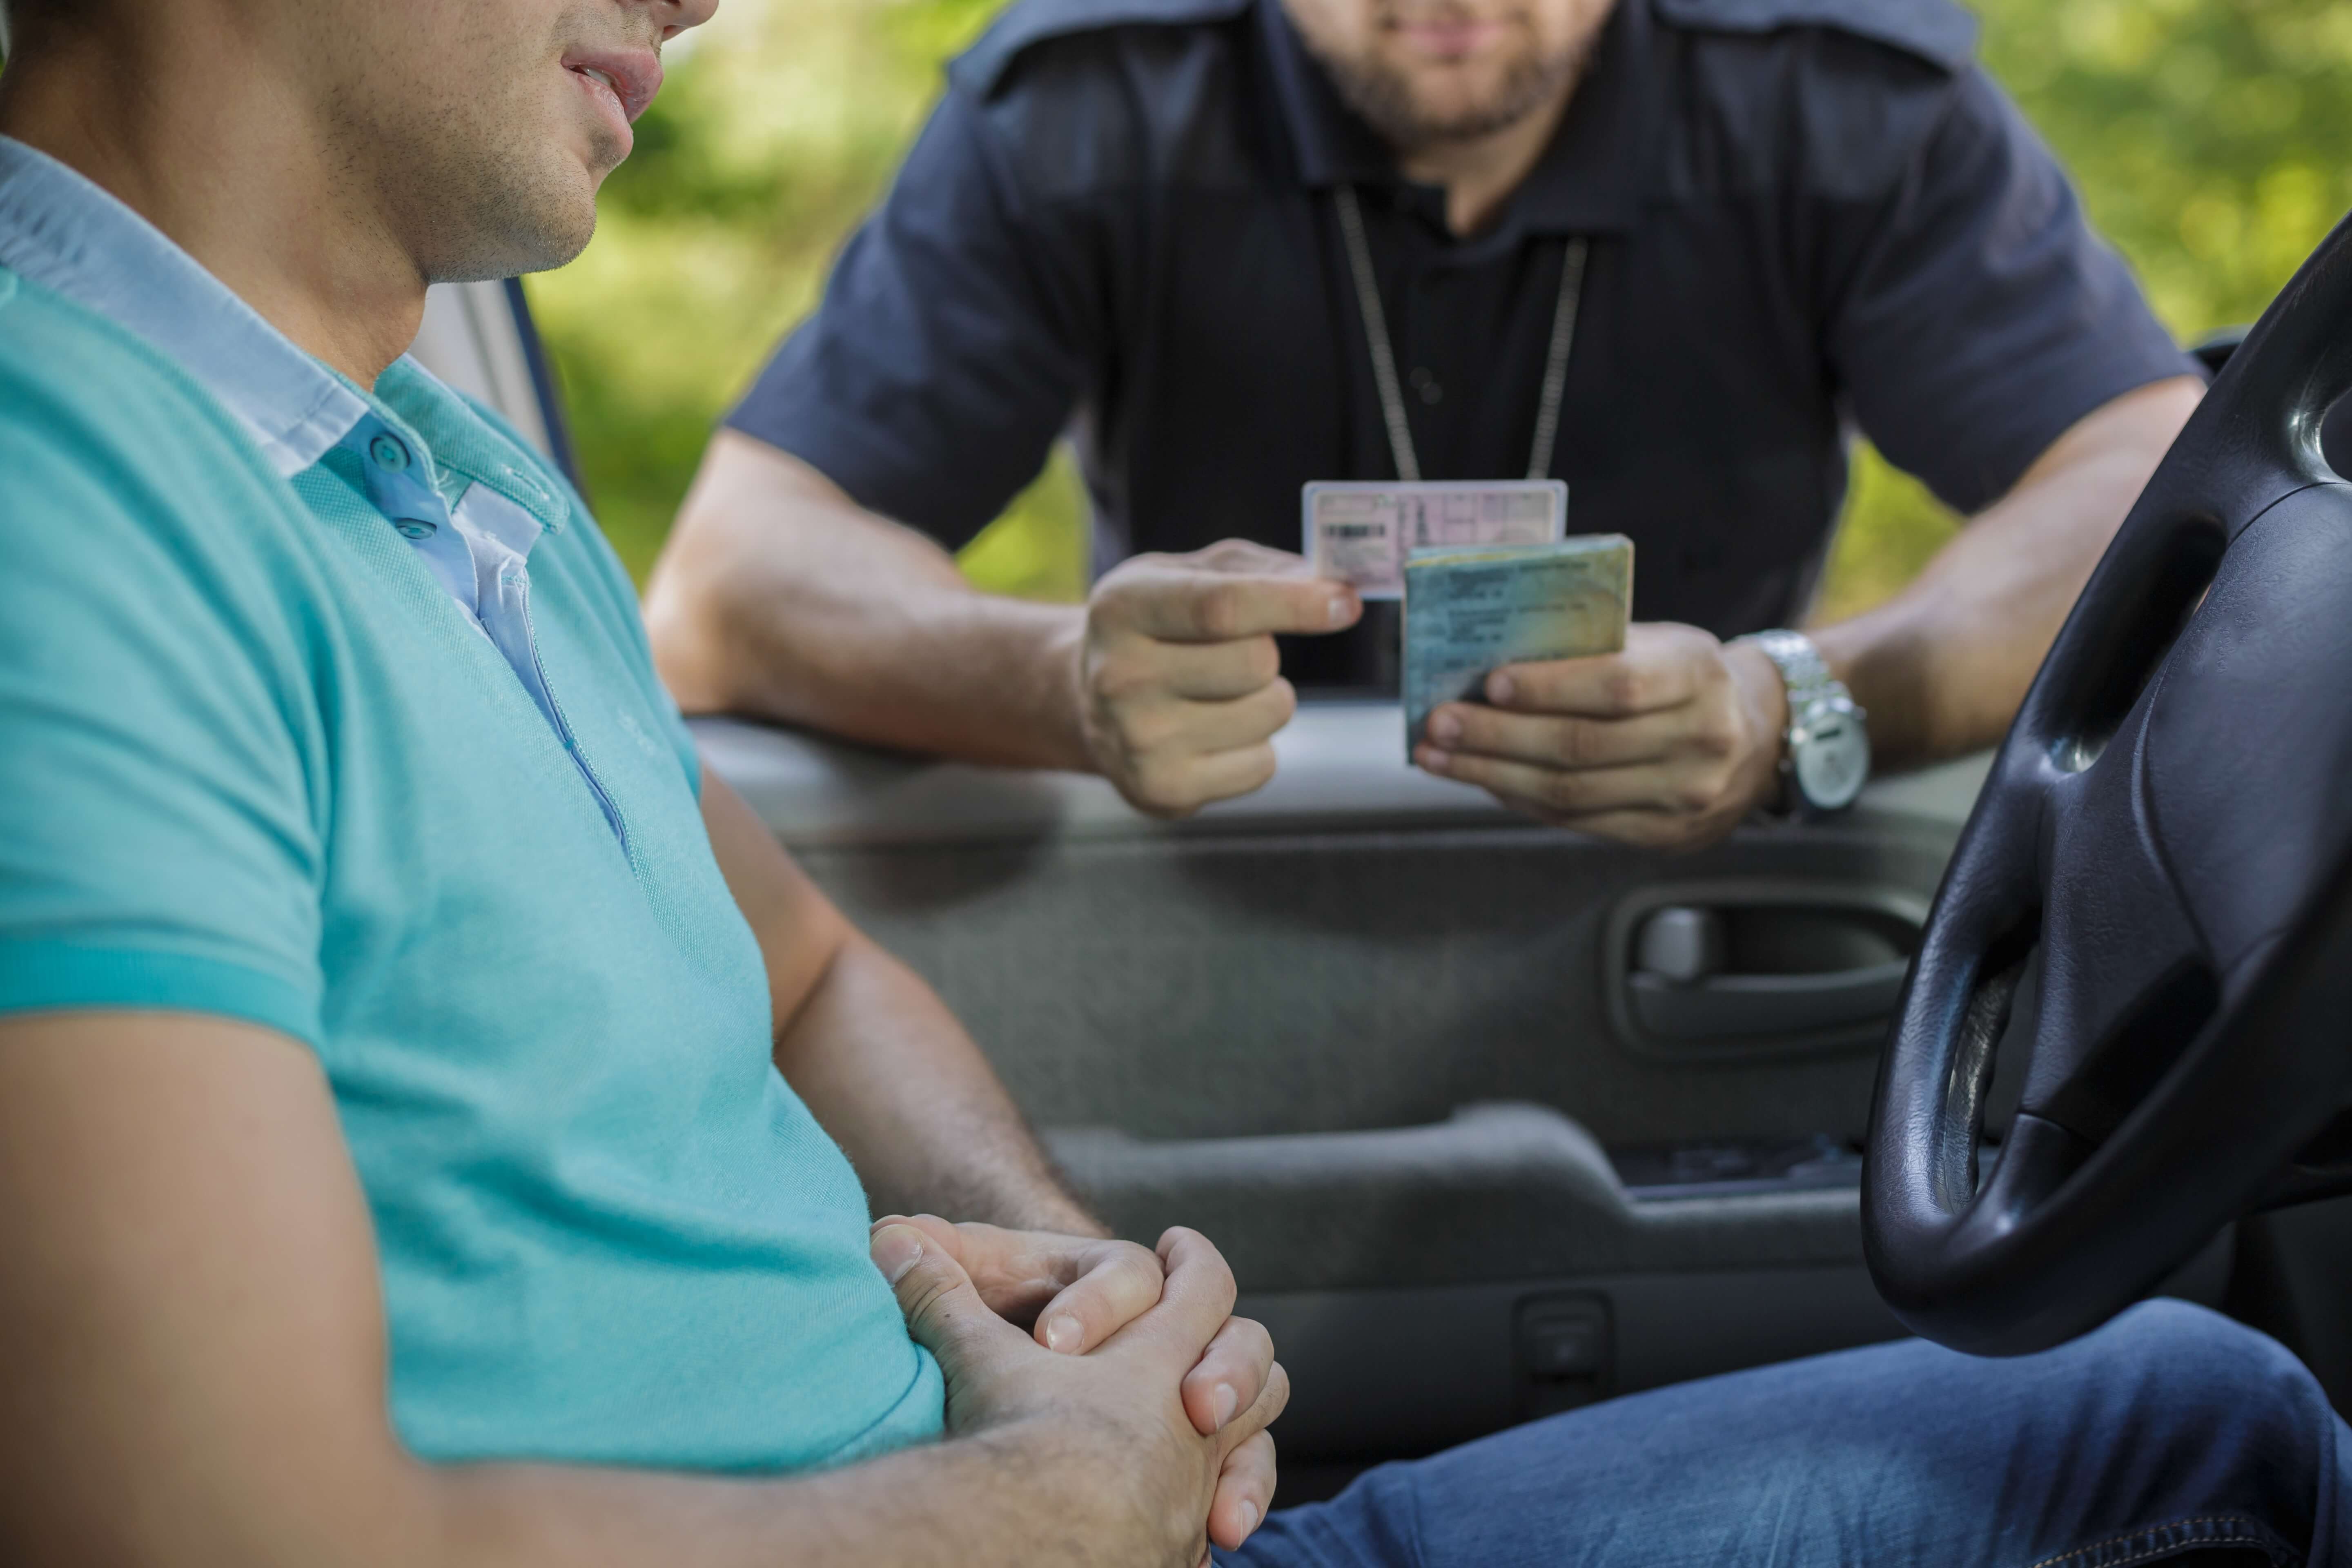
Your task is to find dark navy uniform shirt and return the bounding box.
[730,0,2194,686]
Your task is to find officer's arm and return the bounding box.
[1812,373,2203,768]
[650,430,1098,771]
[650,432,1355,815]
[641,71,1111,772]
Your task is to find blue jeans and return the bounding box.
[1224,1301,2350,1568]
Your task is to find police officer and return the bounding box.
[644,0,2201,845]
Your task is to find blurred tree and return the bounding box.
[525,0,2352,617]
[529,0,1086,597]
[1817,0,2352,619]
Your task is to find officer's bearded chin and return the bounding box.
[1288,0,1608,151]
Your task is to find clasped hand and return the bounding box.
[1416,622,1792,850]
[871,1216,1285,1563]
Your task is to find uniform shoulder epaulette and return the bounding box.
[1651,0,1978,72]
[949,0,1253,97]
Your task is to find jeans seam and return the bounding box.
[2026,1513,2292,1568]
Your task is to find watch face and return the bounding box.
[1793,708,1869,811]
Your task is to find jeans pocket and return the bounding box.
[2027,1513,2294,1568]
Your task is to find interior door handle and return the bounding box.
[1626,904,1912,1042]
[1627,961,1911,1040]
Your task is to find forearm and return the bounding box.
[692,774,1097,1234]
[646,430,1091,771]
[776,930,1103,1235]
[1811,376,2203,769]
[431,1418,1142,1568]
[78,1411,1155,1568]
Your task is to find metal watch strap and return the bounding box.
[1735,630,1862,815]
[1741,629,1838,713]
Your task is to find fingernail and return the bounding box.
[1045,1314,1083,1353]
[1327,594,1351,628]
[1419,747,1451,774]
[1429,710,1460,744]
[1488,671,1516,704]
[869,1226,922,1284]
[1236,1501,1260,1536]
[1213,1382,1239,1428]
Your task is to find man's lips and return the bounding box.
[564,46,662,127]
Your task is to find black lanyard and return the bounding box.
[1333,183,1588,484]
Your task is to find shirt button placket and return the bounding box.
[365,429,441,539]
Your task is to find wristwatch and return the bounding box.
[1735,630,1870,815]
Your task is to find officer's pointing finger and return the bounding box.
[1122,570,1361,643]
[1172,538,1321,578]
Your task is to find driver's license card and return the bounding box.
[1303,479,1567,600]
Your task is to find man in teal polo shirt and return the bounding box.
[0,0,1285,1555]
[2,0,2348,1565]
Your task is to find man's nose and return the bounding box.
[651,0,721,42]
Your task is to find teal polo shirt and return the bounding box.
[0,137,943,1471]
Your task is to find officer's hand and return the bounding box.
[1415,622,1789,850]
[1078,540,1361,817]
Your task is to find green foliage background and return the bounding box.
[530,0,2352,617]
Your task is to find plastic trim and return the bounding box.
[699,706,1992,849]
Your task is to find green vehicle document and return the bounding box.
[1403,535,1635,760]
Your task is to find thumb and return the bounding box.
[871,1222,1022,1373]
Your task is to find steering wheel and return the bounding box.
[1863,212,2352,1356]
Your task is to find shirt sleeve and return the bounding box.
[0,347,326,1047]
[725,86,1096,552]
[1822,66,2198,516]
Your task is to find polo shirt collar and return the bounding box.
[0,134,361,479]
[0,135,569,538]
[1258,0,1657,235]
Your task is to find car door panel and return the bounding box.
[696,704,2010,1474]
[1046,1105,1871,1291]
[699,708,1978,1140]
[1239,1266,1901,1464]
